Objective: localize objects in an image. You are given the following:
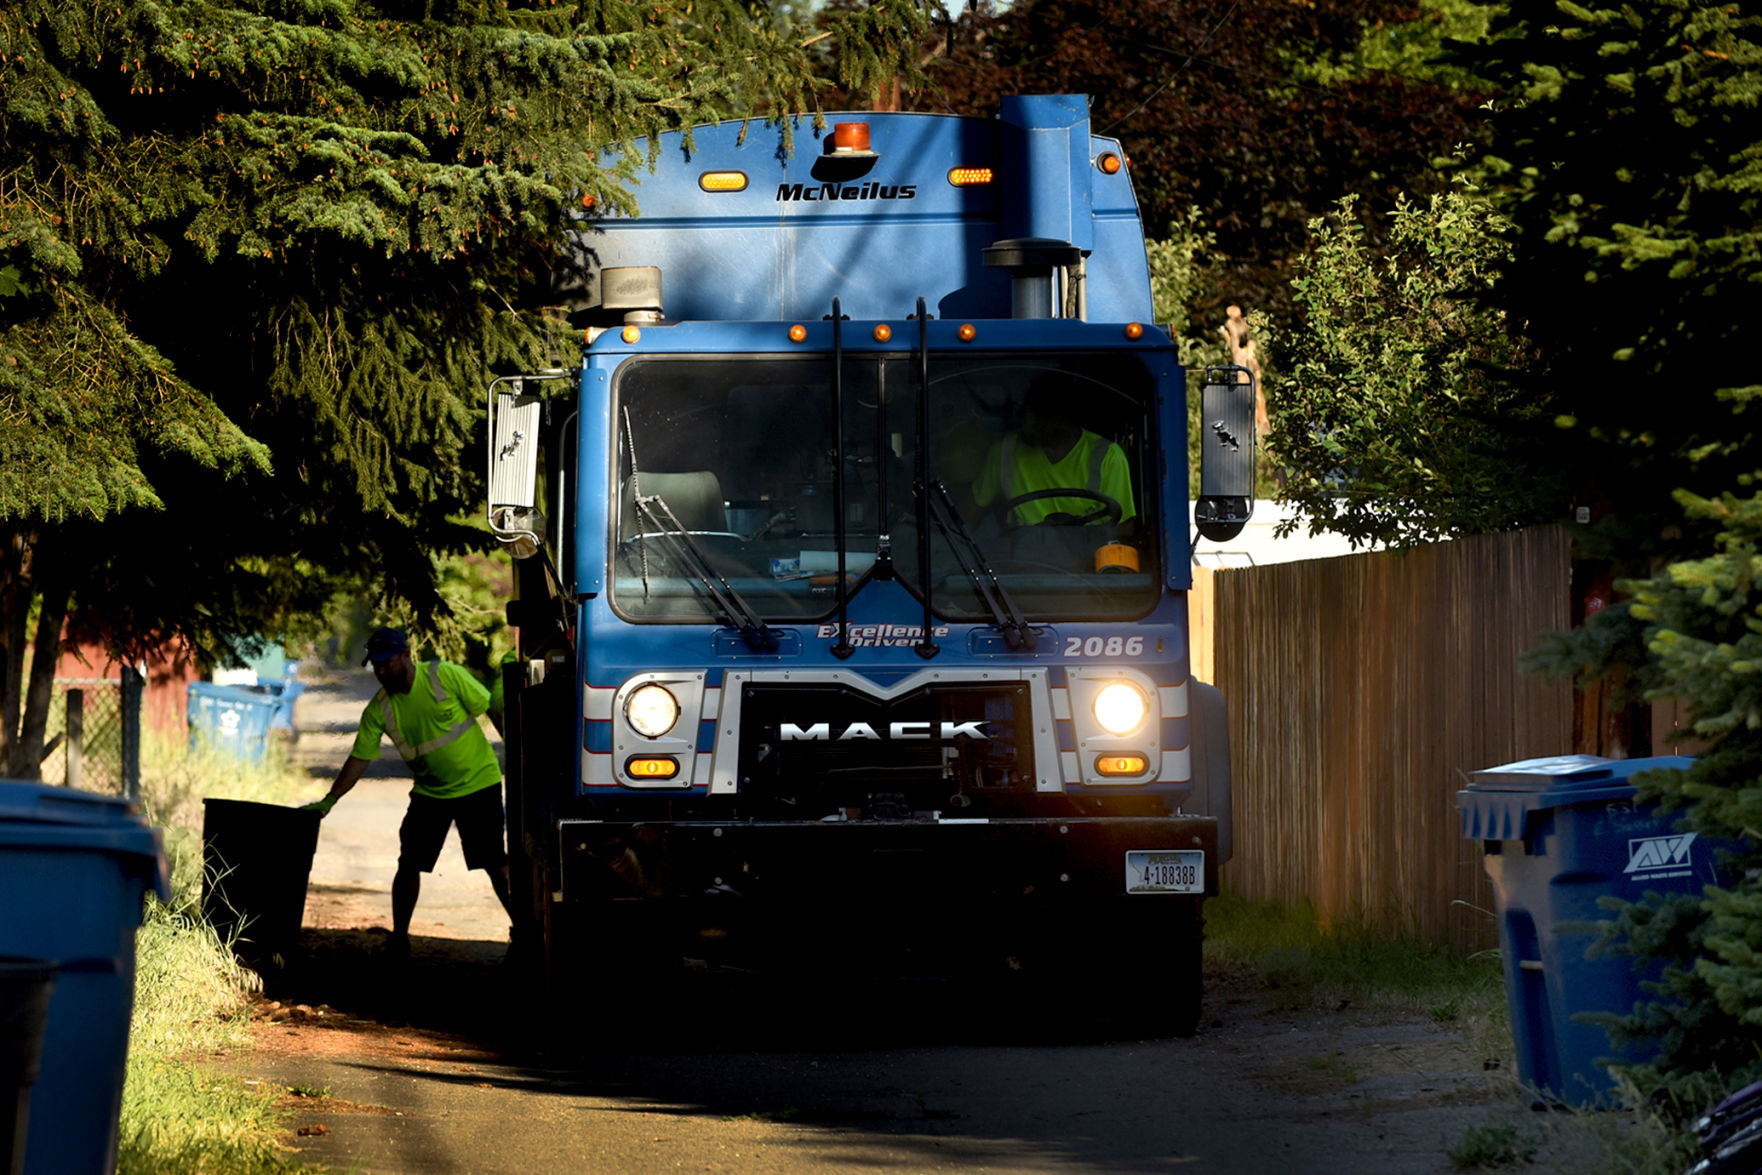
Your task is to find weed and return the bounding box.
[288,1083,331,1099]
[1449,1122,1537,1168]
[723,1107,803,1122]
[1204,895,1505,1020]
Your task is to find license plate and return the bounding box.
[1125,849,1204,894]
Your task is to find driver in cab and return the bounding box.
[971,377,1136,533]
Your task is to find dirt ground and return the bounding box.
[229,666,1625,1174]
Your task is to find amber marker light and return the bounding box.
[873,324,892,343]
[626,757,680,780]
[1096,754,1150,777]
[699,171,748,192]
[957,323,977,342]
[832,121,875,157]
[947,167,994,186]
[788,324,808,343]
[1097,152,1123,175]
[621,325,641,344]
[1124,322,1145,340]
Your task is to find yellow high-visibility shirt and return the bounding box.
[353,660,500,799]
[972,429,1136,526]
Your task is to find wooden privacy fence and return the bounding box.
[1190,525,1575,950]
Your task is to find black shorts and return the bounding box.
[397,784,507,874]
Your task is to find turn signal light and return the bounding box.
[957,323,977,342]
[1097,152,1123,175]
[626,757,680,780]
[873,324,892,342]
[788,324,808,343]
[948,167,994,186]
[1124,322,1145,340]
[1096,754,1150,777]
[621,325,641,344]
[699,171,748,192]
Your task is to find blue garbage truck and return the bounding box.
[487,95,1255,1034]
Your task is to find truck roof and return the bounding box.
[571,96,1155,326]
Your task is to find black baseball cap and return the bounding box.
[361,627,410,666]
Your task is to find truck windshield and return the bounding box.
[609,352,1159,625]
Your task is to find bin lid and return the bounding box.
[1456,755,1694,841]
[188,681,279,706]
[0,781,172,900]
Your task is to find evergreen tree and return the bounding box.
[1462,0,1762,561]
[0,0,927,778]
[1588,484,1762,1110]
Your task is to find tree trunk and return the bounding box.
[0,525,31,777]
[15,579,70,780]
[0,526,69,781]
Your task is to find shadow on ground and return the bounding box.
[258,926,1166,1063]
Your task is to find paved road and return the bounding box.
[252,667,1550,1175]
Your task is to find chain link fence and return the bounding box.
[41,674,142,796]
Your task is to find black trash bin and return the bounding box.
[0,958,55,1175]
[202,800,322,968]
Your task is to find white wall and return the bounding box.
[1189,501,1378,568]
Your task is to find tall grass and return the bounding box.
[116,732,319,1175]
[1205,894,1506,1018]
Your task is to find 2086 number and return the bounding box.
[1064,635,1145,657]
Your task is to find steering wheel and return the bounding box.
[1004,488,1123,527]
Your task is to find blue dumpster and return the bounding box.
[1458,754,1716,1106]
[0,782,169,1175]
[187,681,281,761]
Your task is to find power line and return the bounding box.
[1100,0,1241,134]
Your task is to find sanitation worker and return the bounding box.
[971,375,1136,531]
[305,626,515,958]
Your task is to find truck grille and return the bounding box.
[736,682,1034,813]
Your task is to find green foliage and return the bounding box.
[1296,0,1498,90]
[1271,189,1557,548]
[1204,895,1504,1015]
[1448,1122,1538,1168]
[1146,207,1222,367]
[1461,0,1762,564]
[1582,487,1762,1110]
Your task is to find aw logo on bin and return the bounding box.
[1624,832,1697,881]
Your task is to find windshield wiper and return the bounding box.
[912,298,939,659]
[922,479,1037,651]
[632,493,779,652]
[828,298,854,659]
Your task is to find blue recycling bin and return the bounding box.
[187,681,281,761]
[246,678,305,739]
[1458,754,1717,1106]
[0,782,169,1175]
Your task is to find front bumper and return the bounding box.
[556,815,1219,905]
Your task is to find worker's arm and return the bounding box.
[305,755,371,815]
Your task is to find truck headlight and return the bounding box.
[626,683,681,738]
[1093,681,1148,735]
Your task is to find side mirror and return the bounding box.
[1195,365,1255,543]
[489,383,545,557]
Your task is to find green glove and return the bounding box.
[302,795,337,817]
